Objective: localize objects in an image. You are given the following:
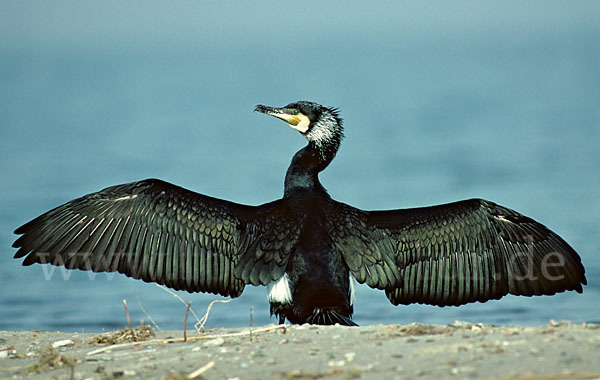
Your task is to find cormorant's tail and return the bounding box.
[306,309,358,326]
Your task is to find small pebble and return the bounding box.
[52,339,74,348]
[0,349,16,359]
[451,366,477,375]
[452,320,473,328]
[203,337,225,347]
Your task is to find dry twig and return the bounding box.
[184,301,191,342]
[122,299,132,329]
[87,324,286,356]
[187,360,215,379]
[137,296,160,331]
[195,299,232,331]
[249,306,254,342]
[155,284,203,325]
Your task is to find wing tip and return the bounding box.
[14,224,28,235]
[13,247,29,259]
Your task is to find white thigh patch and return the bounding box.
[267,273,292,304]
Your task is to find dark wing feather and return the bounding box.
[234,200,302,286]
[330,198,586,307]
[327,203,402,290]
[13,179,300,297]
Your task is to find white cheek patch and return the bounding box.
[291,113,311,134]
[267,273,292,304]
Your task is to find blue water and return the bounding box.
[1,1,599,331]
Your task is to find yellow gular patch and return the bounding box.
[268,112,311,133]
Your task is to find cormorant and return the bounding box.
[12,101,586,326]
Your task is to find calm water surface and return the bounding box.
[1,2,598,331]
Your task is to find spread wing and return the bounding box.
[330,199,586,306]
[13,179,300,297]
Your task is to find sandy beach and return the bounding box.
[1,321,599,380]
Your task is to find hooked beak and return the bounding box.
[254,104,311,133]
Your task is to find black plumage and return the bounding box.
[13,101,586,326]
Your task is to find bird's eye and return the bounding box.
[284,108,299,115]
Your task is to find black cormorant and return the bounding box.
[12,101,587,326]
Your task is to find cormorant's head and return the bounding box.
[254,101,344,146]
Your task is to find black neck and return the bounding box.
[283,140,339,197]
